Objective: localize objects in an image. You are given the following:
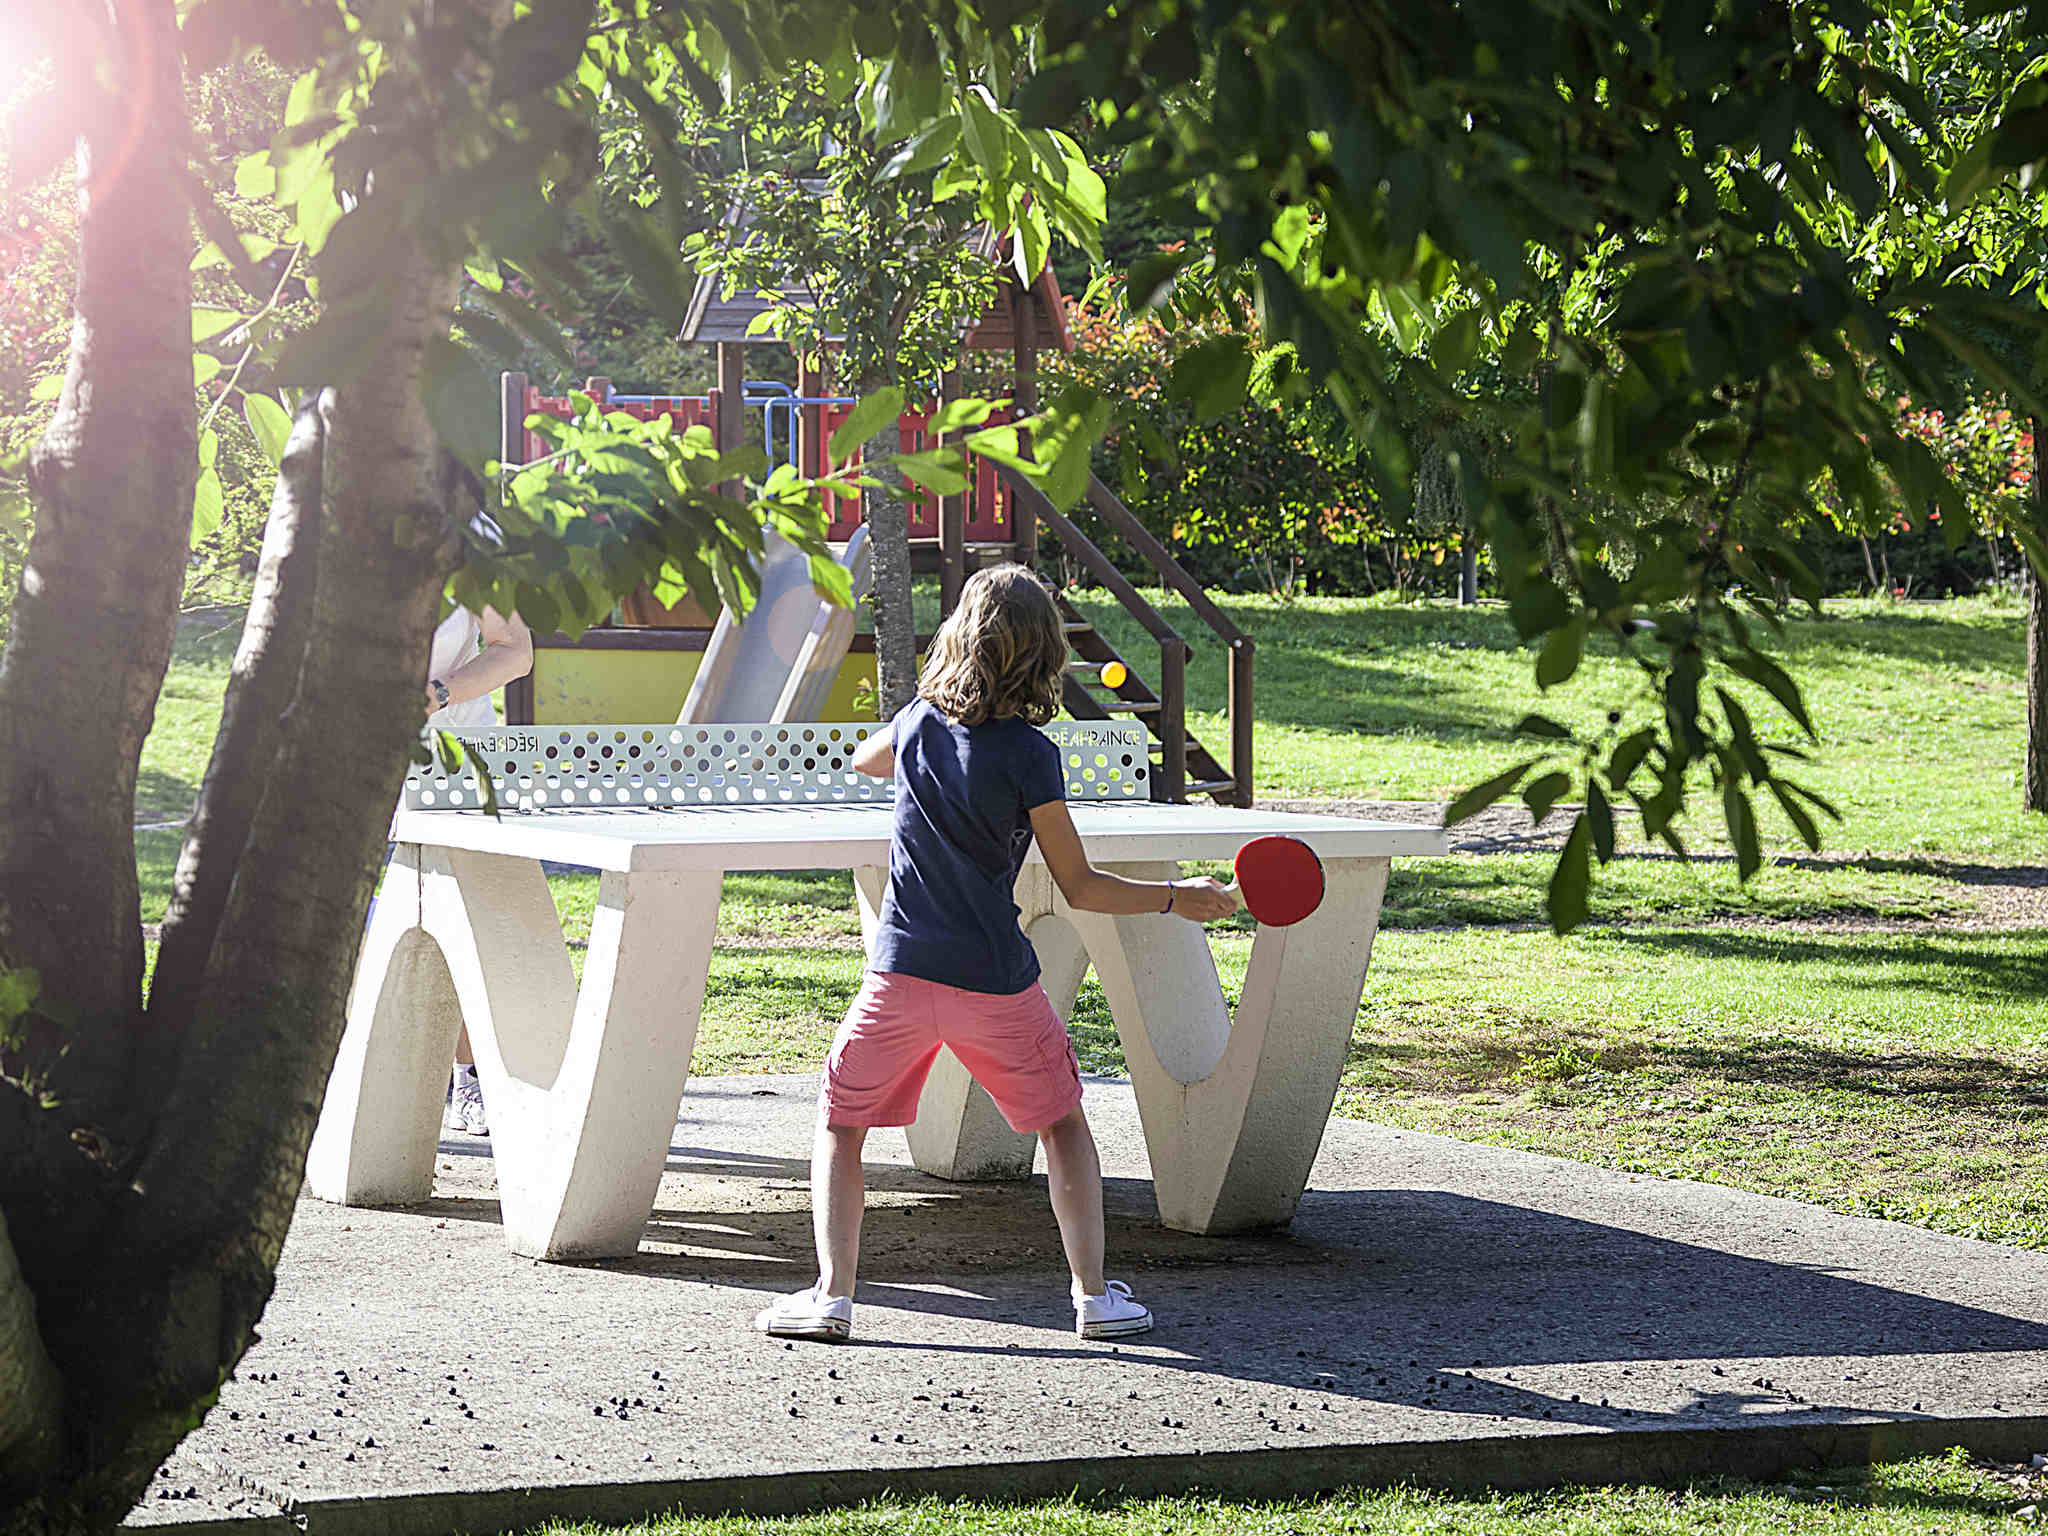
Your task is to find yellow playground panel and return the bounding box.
[524,641,878,726]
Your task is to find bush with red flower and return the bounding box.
[1044,282,1385,598]
[1809,390,2035,596]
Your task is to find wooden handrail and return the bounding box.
[997,469,1187,653]
[1084,475,1250,645]
[1081,472,1254,806]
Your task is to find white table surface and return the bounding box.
[388,801,1450,872]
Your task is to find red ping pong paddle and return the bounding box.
[1227,835,1325,926]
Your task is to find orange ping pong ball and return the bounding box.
[1099,661,1128,689]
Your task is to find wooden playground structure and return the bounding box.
[499,249,1253,807]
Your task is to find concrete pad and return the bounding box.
[135,1076,2048,1535]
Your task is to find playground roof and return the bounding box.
[678,211,1073,356]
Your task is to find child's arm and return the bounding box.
[1029,801,1235,920]
[851,730,895,778]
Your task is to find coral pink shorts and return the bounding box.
[822,970,1083,1134]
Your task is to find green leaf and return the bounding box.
[879,119,961,182]
[1513,713,1573,739]
[1720,649,1816,738]
[1127,248,1195,311]
[1586,780,1616,863]
[1766,777,1823,853]
[269,297,395,388]
[243,393,292,469]
[477,280,577,371]
[1534,614,1588,689]
[1506,574,1569,639]
[830,386,906,461]
[960,89,1014,181]
[193,307,243,344]
[193,354,223,387]
[1522,771,1572,826]
[514,581,560,637]
[453,308,529,365]
[596,200,690,333]
[1025,387,1111,508]
[1546,814,1593,935]
[1167,335,1253,422]
[0,478,31,539]
[199,428,218,471]
[493,2,596,102]
[1445,193,1525,292]
[896,449,969,497]
[928,397,997,434]
[1607,727,1658,786]
[423,337,497,473]
[29,373,63,404]
[808,553,854,608]
[233,152,276,199]
[292,164,344,256]
[1780,776,1844,824]
[191,468,223,548]
[1723,781,1761,882]
[1445,757,1541,826]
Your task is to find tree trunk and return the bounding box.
[148,392,328,1030]
[0,0,193,1135]
[50,242,466,1535]
[0,1212,61,1499]
[1460,530,1479,606]
[865,418,917,719]
[0,23,473,1527]
[0,2,201,1520]
[2027,423,2047,814]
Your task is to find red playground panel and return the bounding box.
[814,403,1016,544]
[515,385,714,466]
[514,382,1013,550]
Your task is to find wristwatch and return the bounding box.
[429,678,450,708]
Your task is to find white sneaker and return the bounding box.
[1075,1279,1153,1339]
[754,1285,853,1342]
[444,1068,487,1136]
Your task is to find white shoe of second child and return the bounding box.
[754,1284,853,1342]
[1075,1279,1153,1339]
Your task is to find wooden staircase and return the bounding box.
[983,467,1253,807]
[1055,599,1239,802]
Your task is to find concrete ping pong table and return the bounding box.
[307,721,1447,1260]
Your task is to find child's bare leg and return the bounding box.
[1039,1105,1106,1296]
[814,1117,868,1299]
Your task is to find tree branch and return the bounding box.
[147,391,329,1042]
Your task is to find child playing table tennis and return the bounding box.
[754,564,1234,1345]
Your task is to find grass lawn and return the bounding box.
[1067,589,2044,862]
[145,591,2044,864]
[532,1454,2047,1535]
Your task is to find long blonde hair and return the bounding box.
[918,564,1067,726]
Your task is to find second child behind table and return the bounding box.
[753,563,1234,1345]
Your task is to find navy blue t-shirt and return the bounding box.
[869,697,1067,995]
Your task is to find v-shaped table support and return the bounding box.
[307,845,719,1259]
[891,857,1393,1233]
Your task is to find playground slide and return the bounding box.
[677,525,874,724]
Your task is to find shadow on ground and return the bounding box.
[414,1128,2048,1437]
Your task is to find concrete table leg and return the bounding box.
[1064,856,1392,1234]
[308,846,721,1259]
